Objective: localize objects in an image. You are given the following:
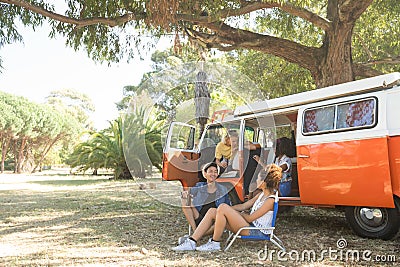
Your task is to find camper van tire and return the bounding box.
[344,200,400,240]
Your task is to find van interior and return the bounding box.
[198,110,300,199]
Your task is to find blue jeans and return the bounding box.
[279,181,292,196]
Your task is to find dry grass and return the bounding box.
[0,170,398,266]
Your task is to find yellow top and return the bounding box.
[215,142,232,159]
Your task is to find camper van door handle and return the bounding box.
[298,154,310,158]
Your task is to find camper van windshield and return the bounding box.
[201,123,255,149]
[202,124,240,146]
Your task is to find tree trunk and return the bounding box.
[31,135,62,173]
[313,0,355,88]
[314,27,355,88]
[1,136,10,173]
[195,71,210,137]
[16,137,27,173]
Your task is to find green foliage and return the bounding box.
[67,107,163,179]
[225,50,315,98]
[123,107,164,178]
[353,0,400,73]
[49,0,156,63]
[66,120,127,179]
[0,2,44,69]
[1,0,399,87]
[46,89,95,129]
[254,3,325,47]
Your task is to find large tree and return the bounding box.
[1,0,399,87]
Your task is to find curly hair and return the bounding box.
[258,164,282,191]
[276,137,292,157]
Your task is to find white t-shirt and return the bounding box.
[274,154,292,182]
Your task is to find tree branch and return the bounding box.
[275,1,332,32]
[354,32,374,61]
[186,22,321,72]
[178,1,331,32]
[352,63,383,78]
[2,0,144,27]
[361,56,400,66]
[339,0,374,22]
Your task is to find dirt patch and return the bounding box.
[0,172,398,266]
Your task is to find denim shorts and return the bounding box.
[248,223,267,237]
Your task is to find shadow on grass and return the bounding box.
[28,179,110,186]
[36,173,113,177]
[1,178,398,266]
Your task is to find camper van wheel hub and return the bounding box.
[358,208,385,229]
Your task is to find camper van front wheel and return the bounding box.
[345,205,400,240]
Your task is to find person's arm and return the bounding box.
[253,155,267,169]
[181,188,193,206]
[215,157,227,168]
[215,143,228,168]
[243,140,260,150]
[241,198,274,223]
[279,162,289,172]
[232,193,258,212]
[278,155,291,172]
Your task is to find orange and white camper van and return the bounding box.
[162,72,400,240]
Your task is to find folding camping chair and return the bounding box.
[224,192,286,252]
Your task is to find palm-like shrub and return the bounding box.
[122,107,163,178]
[67,107,163,179]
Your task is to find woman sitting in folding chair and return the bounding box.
[172,164,282,252]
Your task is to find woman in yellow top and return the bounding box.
[215,131,238,170]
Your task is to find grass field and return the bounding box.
[0,170,398,266]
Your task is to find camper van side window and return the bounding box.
[336,98,376,129]
[302,98,377,135]
[303,106,335,134]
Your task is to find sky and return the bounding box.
[0,24,167,130]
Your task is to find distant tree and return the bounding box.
[46,89,95,129]
[0,97,22,172]
[30,105,79,172]
[0,93,39,173]
[0,91,80,173]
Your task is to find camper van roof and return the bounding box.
[234,72,400,116]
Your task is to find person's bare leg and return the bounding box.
[212,204,250,241]
[181,198,199,230]
[191,208,217,241]
[204,225,215,236]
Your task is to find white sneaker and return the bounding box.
[196,238,221,252]
[172,238,196,251]
[178,234,189,245]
